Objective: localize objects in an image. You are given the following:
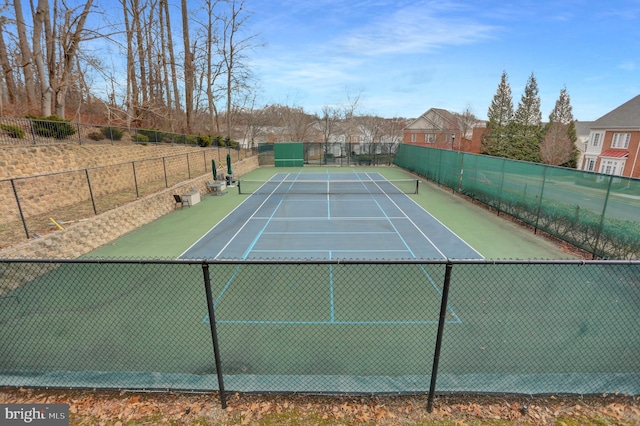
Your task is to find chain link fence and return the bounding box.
[0,146,253,248]
[0,117,254,153]
[394,145,640,259]
[258,142,399,167]
[1,259,638,406]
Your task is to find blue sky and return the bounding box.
[246,0,640,121]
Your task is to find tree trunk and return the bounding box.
[13,0,36,112]
[33,0,53,116]
[181,0,193,133]
[122,0,141,126]
[203,0,221,135]
[54,0,94,118]
[132,0,148,123]
[158,0,173,120]
[162,0,181,116]
[0,20,17,105]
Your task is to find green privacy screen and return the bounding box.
[394,144,640,260]
[274,143,304,166]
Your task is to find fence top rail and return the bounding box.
[1,258,638,266]
[0,146,225,184]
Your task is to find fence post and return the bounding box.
[132,162,139,198]
[186,153,191,180]
[496,158,507,216]
[427,262,453,413]
[592,175,614,259]
[29,118,37,144]
[201,263,227,409]
[11,179,30,239]
[85,169,98,215]
[162,157,168,188]
[534,166,548,234]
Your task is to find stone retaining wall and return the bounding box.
[0,147,258,259]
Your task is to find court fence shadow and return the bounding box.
[0,258,638,410]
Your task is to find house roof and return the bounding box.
[574,121,594,139]
[403,108,459,131]
[600,149,629,158]
[591,94,640,129]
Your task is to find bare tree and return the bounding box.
[318,105,341,143]
[181,0,194,132]
[0,17,16,106]
[541,87,578,167]
[13,0,36,112]
[121,0,140,125]
[453,106,481,151]
[339,89,362,143]
[192,0,223,134]
[52,0,94,117]
[32,0,53,116]
[219,0,256,139]
[282,105,315,141]
[240,95,268,148]
[540,123,576,166]
[160,0,180,115]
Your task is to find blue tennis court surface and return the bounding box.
[180,171,483,260]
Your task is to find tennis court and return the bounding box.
[181,171,476,328]
[181,171,482,261]
[3,167,636,395]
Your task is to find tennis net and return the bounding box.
[238,179,420,195]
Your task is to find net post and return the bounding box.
[416,179,419,194]
[426,261,453,413]
[201,262,227,409]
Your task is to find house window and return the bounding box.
[586,158,596,171]
[591,132,602,147]
[425,134,435,143]
[599,159,624,176]
[411,134,416,143]
[612,133,630,149]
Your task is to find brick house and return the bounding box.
[403,108,483,153]
[580,94,640,178]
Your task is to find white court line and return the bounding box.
[364,172,484,259]
[360,172,446,259]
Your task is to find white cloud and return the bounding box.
[337,5,498,57]
[618,61,637,71]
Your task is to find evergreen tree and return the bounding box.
[549,86,574,124]
[482,71,514,156]
[513,73,542,132]
[487,71,514,127]
[510,73,542,162]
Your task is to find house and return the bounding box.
[574,120,594,169]
[580,95,640,178]
[402,108,483,153]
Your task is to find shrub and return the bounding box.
[197,134,212,147]
[100,126,123,141]
[134,133,149,143]
[138,128,163,143]
[184,135,199,145]
[0,123,25,139]
[162,133,180,144]
[26,115,76,139]
[87,131,104,141]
